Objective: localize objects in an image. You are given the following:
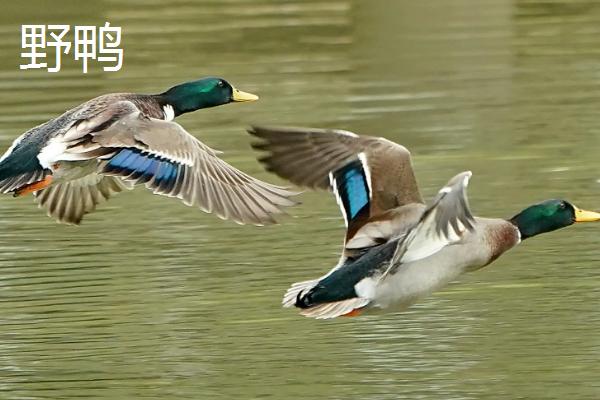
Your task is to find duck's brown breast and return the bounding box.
[482,219,521,266]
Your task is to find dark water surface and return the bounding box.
[1,1,600,399]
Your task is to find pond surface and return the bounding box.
[1,1,600,399]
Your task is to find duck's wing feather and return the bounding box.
[248,125,423,208]
[384,171,475,277]
[34,174,133,225]
[61,101,296,226]
[0,170,49,194]
[248,125,423,239]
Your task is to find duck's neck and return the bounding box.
[151,93,209,120]
[509,215,531,240]
[156,93,199,118]
[158,84,228,117]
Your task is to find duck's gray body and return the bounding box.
[374,218,518,310]
[300,217,519,315]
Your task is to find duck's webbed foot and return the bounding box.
[13,175,53,197]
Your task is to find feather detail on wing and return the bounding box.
[343,204,425,254]
[0,170,49,194]
[249,125,362,189]
[330,158,371,227]
[249,125,423,236]
[57,101,297,226]
[248,126,422,206]
[34,174,133,224]
[384,171,475,277]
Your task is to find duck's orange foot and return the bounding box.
[342,308,364,317]
[13,175,53,197]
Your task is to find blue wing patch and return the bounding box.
[105,148,180,186]
[332,158,370,222]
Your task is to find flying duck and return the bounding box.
[0,77,296,225]
[248,126,600,318]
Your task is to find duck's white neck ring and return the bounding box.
[163,104,175,121]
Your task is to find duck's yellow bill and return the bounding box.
[232,87,259,102]
[574,206,600,222]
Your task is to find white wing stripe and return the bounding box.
[357,152,372,200]
[329,171,349,227]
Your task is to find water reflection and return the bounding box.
[0,1,599,399]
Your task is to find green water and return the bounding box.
[1,1,600,399]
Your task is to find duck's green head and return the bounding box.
[510,199,600,239]
[161,77,258,116]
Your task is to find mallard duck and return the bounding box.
[248,126,600,319]
[0,77,296,225]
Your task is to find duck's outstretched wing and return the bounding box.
[60,101,297,226]
[384,171,475,276]
[34,174,133,225]
[248,125,424,243]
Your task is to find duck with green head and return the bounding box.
[248,126,600,319]
[0,77,295,225]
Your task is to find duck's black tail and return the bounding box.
[0,138,48,194]
[282,277,370,319]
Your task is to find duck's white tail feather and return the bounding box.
[34,174,133,225]
[299,297,370,319]
[282,278,320,308]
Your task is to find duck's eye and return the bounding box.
[559,202,567,210]
[217,80,225,88]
